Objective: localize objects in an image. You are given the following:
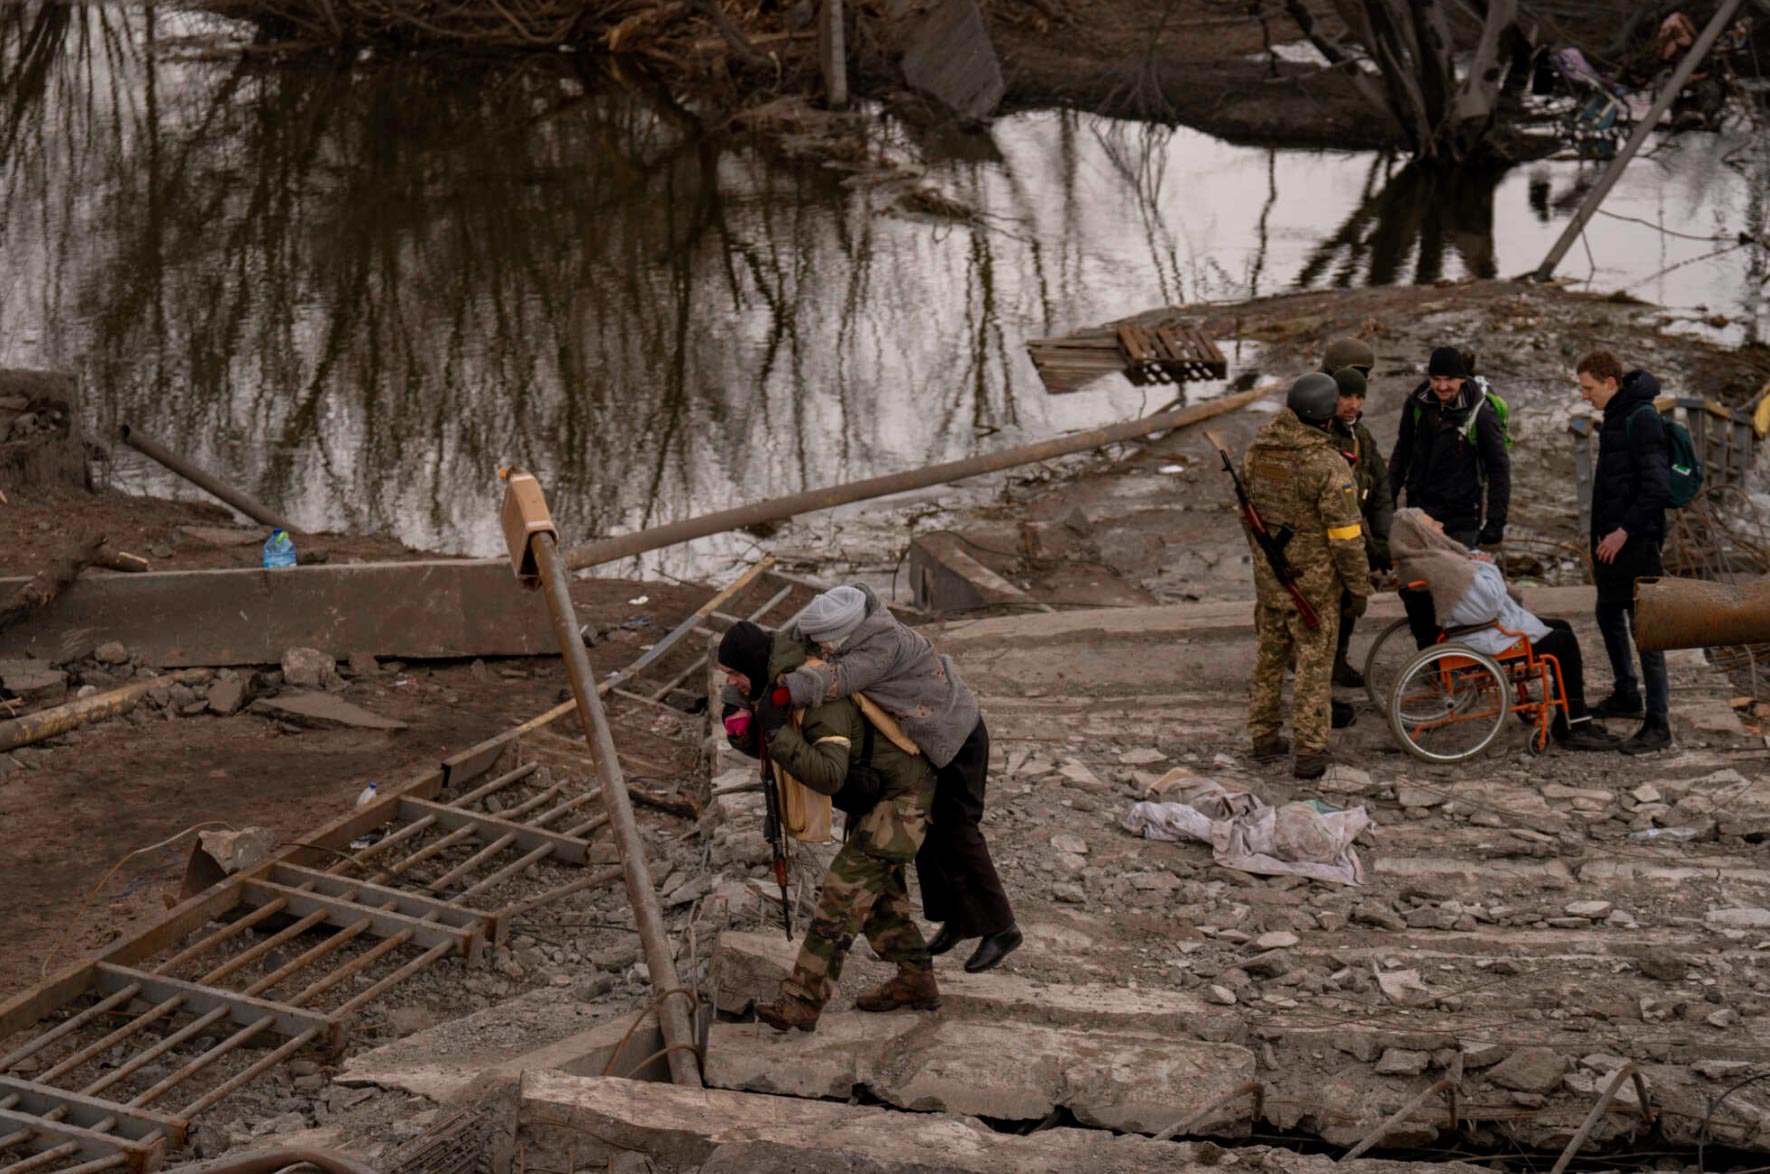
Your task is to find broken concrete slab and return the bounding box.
[714,930,1241,1040]
[706,1015,1256,1134]
[251,692,409,731]
[521,1071,1488,1174]
[341,988,663,1102]
[0,559,558,666]
[909,532,1038,613]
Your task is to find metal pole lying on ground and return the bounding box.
[1634,574,1770,651]
[1532,0,1744,282]
[501,470,702,1088]
[118,424,295,532]
[0,669,211,753]
[563,381,1276,570]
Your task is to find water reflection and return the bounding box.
[0,4,1762,572]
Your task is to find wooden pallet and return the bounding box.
[1114,324,1227,386]
[1025,321,1226,395]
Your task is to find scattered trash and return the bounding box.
[351,780,381,848]
[1628,826,1703,842]
[1158,464,1185,475]
[261,528,297,569]
[628,595,649,606]
[1123,768,1372,885]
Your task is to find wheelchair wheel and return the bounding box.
[1389,645,1513,764]
[1362,618,1417,716]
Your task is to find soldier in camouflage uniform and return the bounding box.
[1243,374,1374,779]
[1320,342,1394,689]
[718,622,940,1033]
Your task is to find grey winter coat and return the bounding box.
[780,584,981,768]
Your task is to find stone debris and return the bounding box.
[251,692,410,731]
[282,646,341,689]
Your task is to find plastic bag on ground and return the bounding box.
[1122,783,1372,886]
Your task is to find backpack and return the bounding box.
[1625,403,1703,508]
[1411,378,1512,481]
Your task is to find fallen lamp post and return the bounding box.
[498,468,702,1089]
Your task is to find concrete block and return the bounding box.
[909,532,1034,614]
[251,692,409,731]
[522,1072,1341,1174]
[706,1015,1256,1135]
[713,931,1242,1040]
[0,559,558,667]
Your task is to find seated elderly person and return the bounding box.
[1389,509,1615,751]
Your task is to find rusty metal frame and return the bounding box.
[0,558,796,1173]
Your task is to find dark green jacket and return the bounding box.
[1334,416,1394,571]
[724,631,933,802]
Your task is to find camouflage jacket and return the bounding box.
[724,630,933,802]
[1241,410,1372,611]
[1332,416,1395,571]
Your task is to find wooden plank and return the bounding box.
[0,560,558,667]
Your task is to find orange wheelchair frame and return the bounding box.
[1386,582,1571,763]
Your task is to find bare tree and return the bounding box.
[1283,0,1521,162]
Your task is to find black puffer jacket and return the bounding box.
[1387,381,1510,537]
[1592,370,1671,544]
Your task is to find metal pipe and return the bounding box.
[174,1028,322,1118]
[0,986,142,1069]
[287,932,411,1006]
[329,942,452,1019]
[561,384,1275,569]
[157,903,289,974]
[427,835,516,892]
[496,867,626,924]
[81,1009,228,1097]
[458,844,553,899]
[1548,1063,1649,1174]
[1151,1080,1264,1142]
[0,669,210,754]
[1635,575,1770,651]
[599,556,777,693]
[117,425,294,532]
[532,530,701,1087]
[1337,1076,1458,1163]
[1533,0,1746,280]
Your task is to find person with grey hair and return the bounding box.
[780,584,1021,974]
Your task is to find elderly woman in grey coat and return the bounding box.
[780,584,1022,973]
[1389,509,1614,751]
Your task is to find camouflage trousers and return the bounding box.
[1249,599,1341,755]
[782,773,935,1008]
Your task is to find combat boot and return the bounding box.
[1332,656,1364,689]
[854,964,941,1013]
[1251,735,1290,763]
[754,982,823,1032]
[1292,750,1330,780]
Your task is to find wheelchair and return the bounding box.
[1358,587,1570,764]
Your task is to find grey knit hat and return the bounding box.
[793,585,869,645]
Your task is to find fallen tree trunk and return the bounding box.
[0,535,110,635]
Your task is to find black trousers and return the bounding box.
[916,717,1014,938]
[1532,619,1590,722]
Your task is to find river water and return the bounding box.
[2,5,1764,572]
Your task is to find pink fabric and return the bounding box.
[724,710,752,739]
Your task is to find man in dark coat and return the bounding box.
[1320,338,1392,687]
[1576,350,1672,753]
[1388,346,1511,647]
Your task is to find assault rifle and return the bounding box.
[757,730,793,940]
[1204,429,1321,629]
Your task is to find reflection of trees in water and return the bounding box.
[0,4,1036,561]
[1295,157,1505,288]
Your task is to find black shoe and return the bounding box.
[1293,751,1329,780]
[963,925,1023,973]
[1331,700,1356,729]
[1620,718,1671,755]
[1590,692,1644,721]
[925,923,965,957]
[1555,721,1618,752]
[1333,659,1365,689]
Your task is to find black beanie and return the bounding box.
[1427,346,1467,379]
[717,621,772,702]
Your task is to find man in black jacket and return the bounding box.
[1388,346,1511,647]
[1576,350,1672,753]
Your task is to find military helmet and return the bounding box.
[1287,372,1340,425]
[1321,337,1375,374]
